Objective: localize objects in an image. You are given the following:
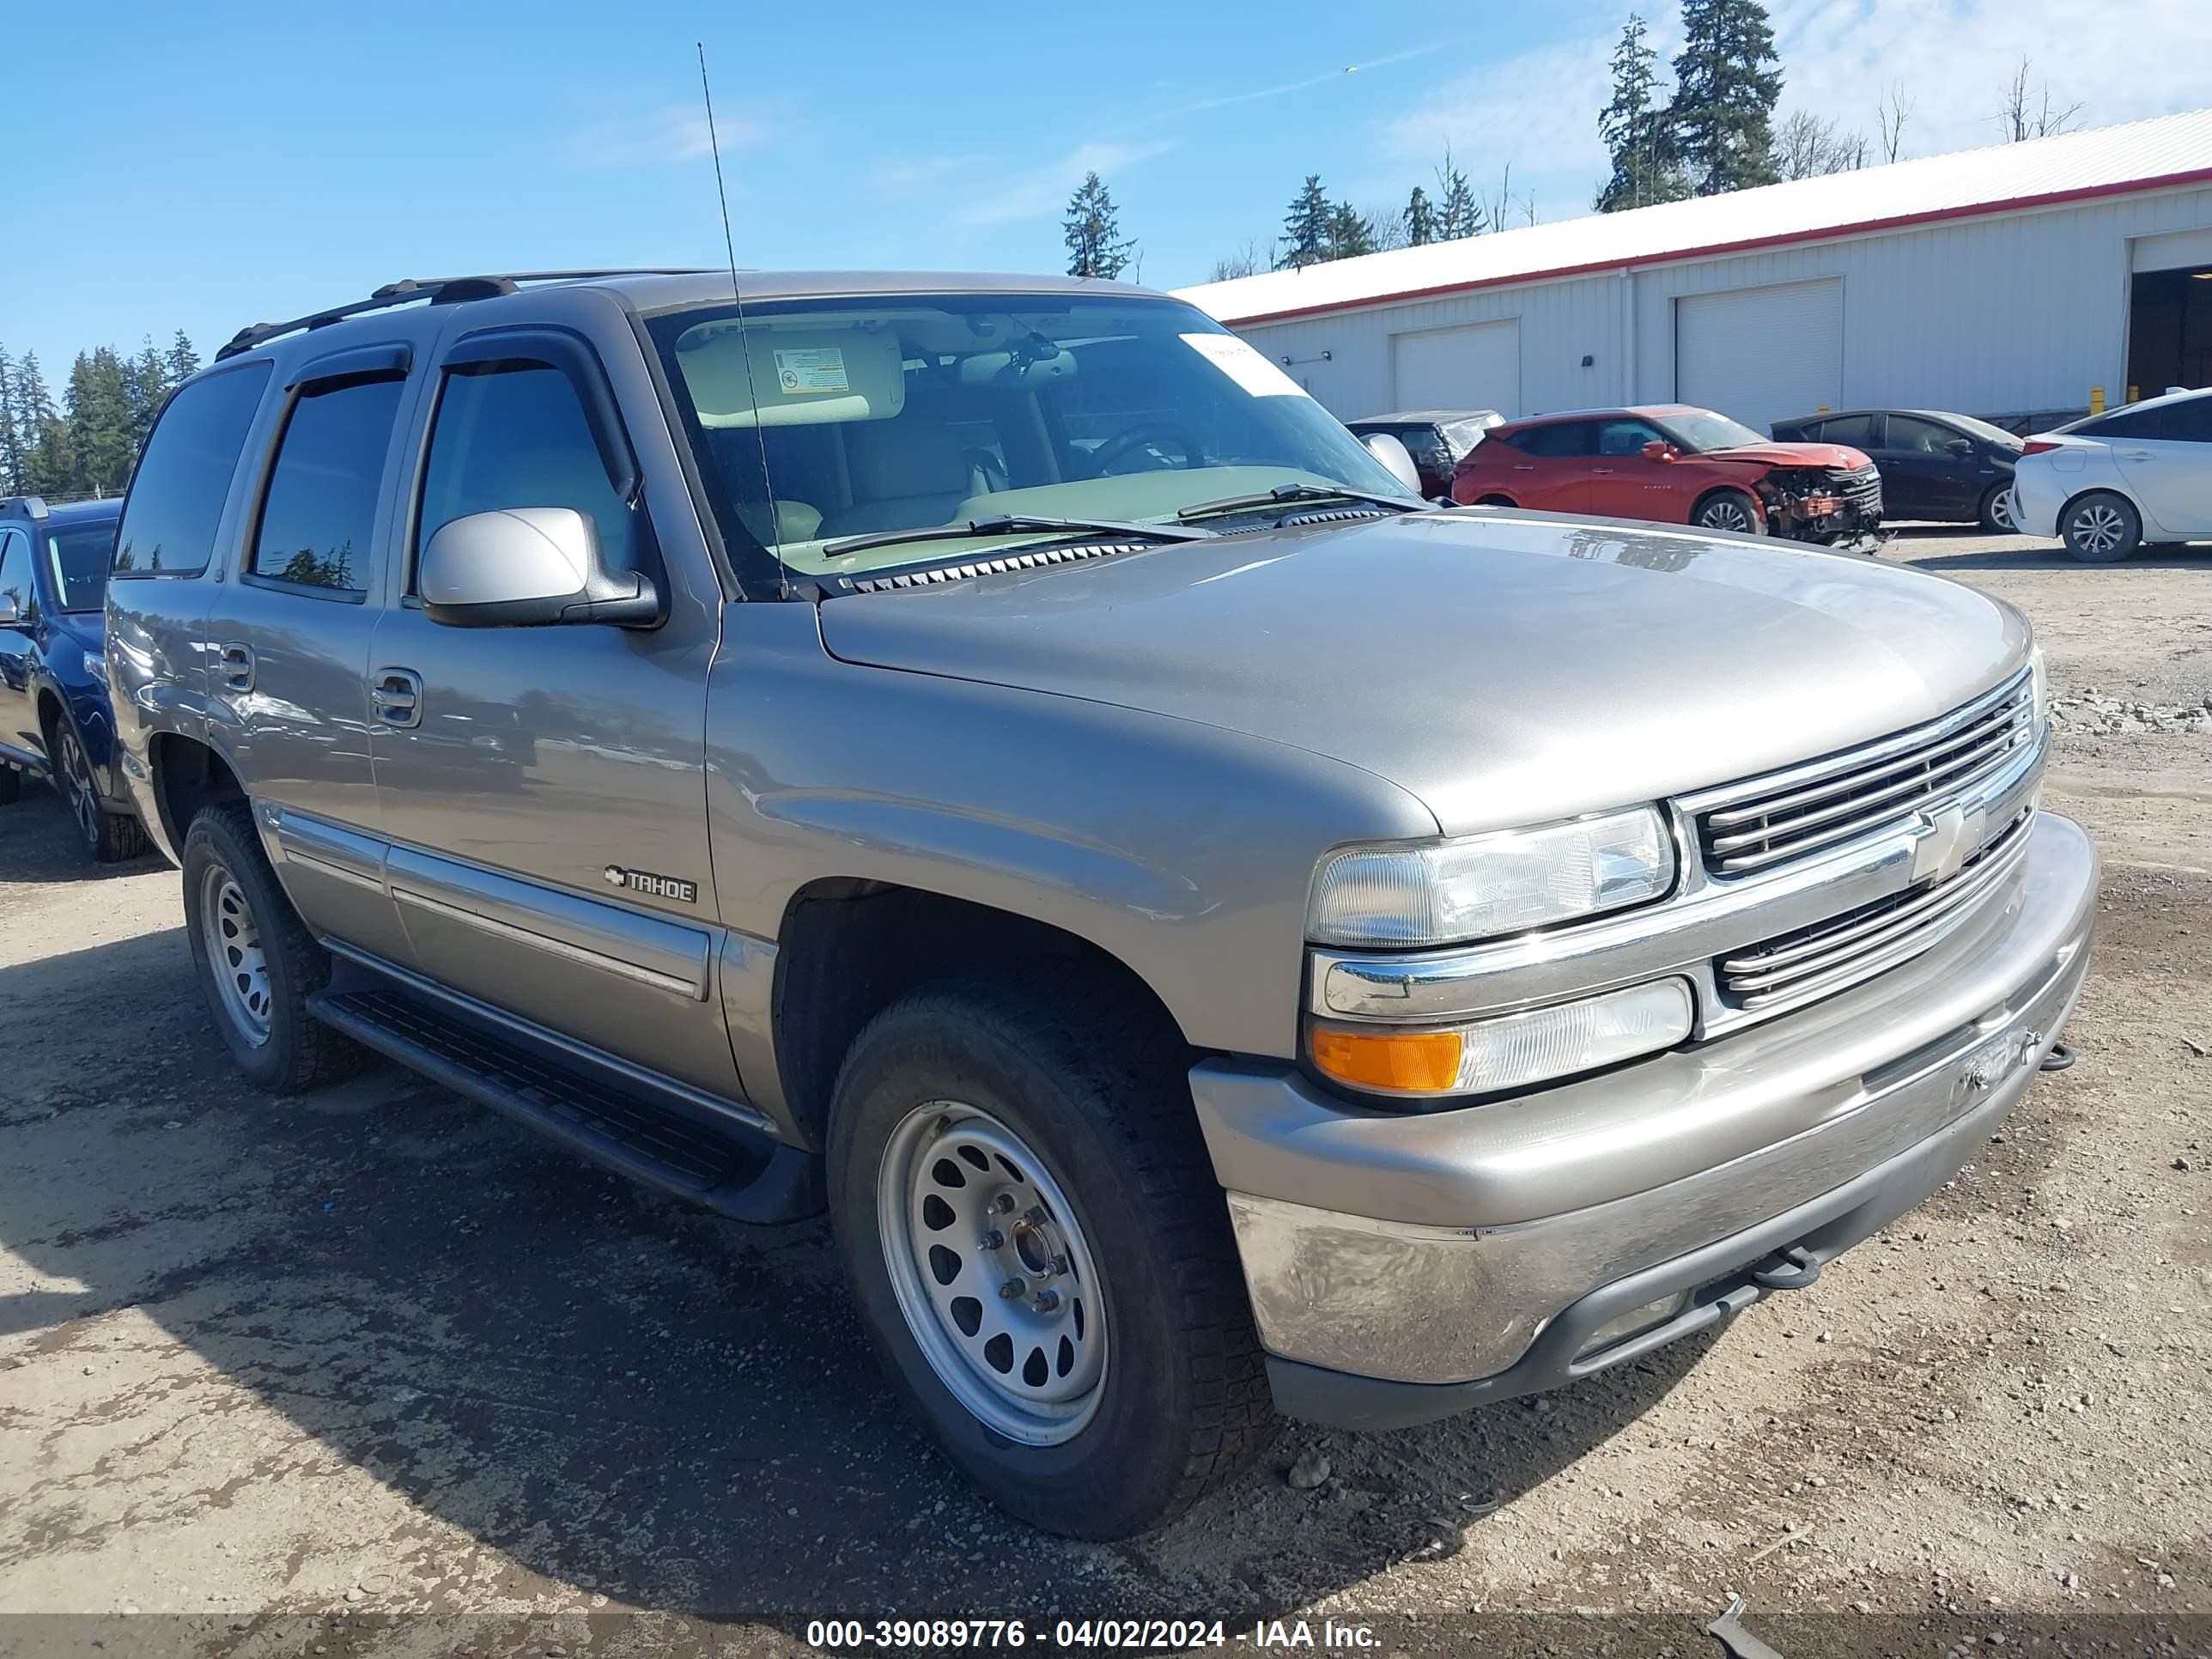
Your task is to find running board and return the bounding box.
[308,983,821,1223]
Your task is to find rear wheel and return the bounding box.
[1978,482,2018,534]
[181,802,357,1091]
[1692,489,1761,534]
[827,978,1275,1539]
[2060,492,2139,563]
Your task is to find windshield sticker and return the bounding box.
[773,347,850,395]
[1180,332,1310,398]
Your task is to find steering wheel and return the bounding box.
[1091,422,1202,475]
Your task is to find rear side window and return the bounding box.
[249,374,408,592]
[1814,413,1877,447]
[113,362,272,576]
[416,363,633,576]
[0,529,30,617]
[1511,421,1593,458]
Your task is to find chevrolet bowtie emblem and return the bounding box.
[1910,799,1985,884]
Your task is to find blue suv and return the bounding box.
[0,495,149,861]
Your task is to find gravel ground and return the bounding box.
[0,527,2206,1657]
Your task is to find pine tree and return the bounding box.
[14,353,72,497]
[127,336,171,452]
[167,330,200,386]
[1279,175,1334,268]
[1597,14,1692,211]
[66,349,138,497]
[1434,149,1483,240]
[1325,203,1377,261]
[1669,0,1784,196]
[1404,185,1437,246]
[0,345,22,495]
[1062,173,1135,280]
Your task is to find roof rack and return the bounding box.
[214,269,723,362]
[1,495,51,522]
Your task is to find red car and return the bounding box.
[1449,404,1883,544]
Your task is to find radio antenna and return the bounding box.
[697,41,785,599]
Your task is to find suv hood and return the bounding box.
[1703,441,1871,470]
[817,511,2026,836]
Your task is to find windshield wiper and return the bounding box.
[1175,483,1425,523]
[820,514,1217,561]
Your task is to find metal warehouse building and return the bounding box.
[1176,108,2212,434]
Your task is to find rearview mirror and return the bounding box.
[1361,432,1423,494]
[418,508,661,629]
[0,594,19,628]
[1642,439,1675,461]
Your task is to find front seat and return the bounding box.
[823,418,994,538]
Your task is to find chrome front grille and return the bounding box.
[1696,670,2037,877]
[1830,464,1882,517]
[1717,807,2033,1012]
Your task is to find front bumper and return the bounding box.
[1192,811,2096,1428]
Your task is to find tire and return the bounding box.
[1692,489,1762,534]
[0,767,19,805]
[1474,495,1516,507]
[1978,482,2019,535]
[180,801,357,1092]
[827,977,1276,1539]
[49,715,149,864]
[2060,491,2139,563]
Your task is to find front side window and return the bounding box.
[249,374,406,592]
[1656,409,1765,453]
[416,363,635,577]
[1593,418,1665,456]
[647,294,1407,580]
[0,530,30,618]
[45,520,118,611]
[113,362,272,576]
[1886,415,1960,456]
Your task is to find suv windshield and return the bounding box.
[45,519,118,611]
[647,294,1410,580]
[1657,410,1766,453]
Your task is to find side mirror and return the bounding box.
[1361,432,1423,495]
[1945,436,1974,457]
[1642,439,1675,461]
[0,594,19,628]
[418,508,661,629]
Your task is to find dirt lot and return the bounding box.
[1,527,2207,1656]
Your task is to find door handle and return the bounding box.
[218,643,254,692]
[2118,450,2151,461]
[1512,464,1537,471]
[1592,467,1616,475]
[371,666,423,729]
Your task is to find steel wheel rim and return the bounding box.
[57,729,99,845]
[199,863,272,1046]
[1699,497,1753,532]
[1990,489,2016,531]
[878,1101,1107,1445]
[2071,503,2124,553]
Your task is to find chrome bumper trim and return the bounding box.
[1207,812,2096,1386]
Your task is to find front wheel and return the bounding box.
[1978,482,2018,534]
[827,979,1275,1539]
[52,720,148,863]
[0,767,19,805]
[2061,492,2139,563]
[1692,489,1761,534]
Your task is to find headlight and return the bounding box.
[1310,978,1695,1098]
[1306,805,1674,949]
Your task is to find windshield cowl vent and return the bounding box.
[845,538,1151,595]
[1261,506,1395,532]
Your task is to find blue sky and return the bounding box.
[10,0,2211,377]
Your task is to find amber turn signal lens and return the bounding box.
[1310,1026,1464,1093]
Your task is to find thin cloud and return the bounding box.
[569,104,764,169]
[1132,40,1468,129]
[871,152,991,191]
[957,139,1180,226]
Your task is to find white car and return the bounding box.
[2011,386,2212,562]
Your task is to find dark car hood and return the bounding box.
[1703,441,1872,470]
[817,510,2027,836]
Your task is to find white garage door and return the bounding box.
[1390,320,1521,416]
[1674,279,1843,432]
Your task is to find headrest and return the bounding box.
[847,418,967,501]
[674,322,906,429]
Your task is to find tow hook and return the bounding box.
[2039,1042,2076,1073]
[1747,1245,1822,1291]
